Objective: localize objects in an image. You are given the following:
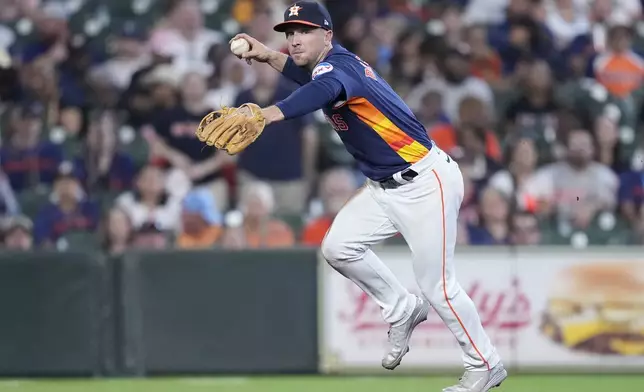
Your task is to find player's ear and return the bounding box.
[325,30,333,45]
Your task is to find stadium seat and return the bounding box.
[60,230,101,252]
[17,189,52,219]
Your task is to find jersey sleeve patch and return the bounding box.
[312,62,334,80]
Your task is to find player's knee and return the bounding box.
[320,236,343,265]
[321,234,358,266]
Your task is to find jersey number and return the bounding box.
[326,114,348,132]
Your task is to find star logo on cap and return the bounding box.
[288,5,302,16]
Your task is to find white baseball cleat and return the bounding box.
[442,362,508,392]
[381,296,430,370]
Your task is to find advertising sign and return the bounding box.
[319,247,644,372]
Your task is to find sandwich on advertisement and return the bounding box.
[540,262,644,356]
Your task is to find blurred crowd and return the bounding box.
[1,0,644,254]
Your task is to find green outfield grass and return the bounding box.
[0,375,642,392]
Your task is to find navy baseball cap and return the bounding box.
[273,1,333,32]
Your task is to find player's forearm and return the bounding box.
[270,52,311,86]
[275,78,343,120]
[267,51,288,72]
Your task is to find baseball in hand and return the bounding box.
[230,38,250,56]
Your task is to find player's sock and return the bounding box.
[328,249,416,325]
[429,282,501,370]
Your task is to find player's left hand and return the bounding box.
[195,103,266,155]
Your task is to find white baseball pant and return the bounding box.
[321,146,501,371]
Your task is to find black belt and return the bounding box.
[378,168,418,189]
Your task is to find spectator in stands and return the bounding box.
[130,222,169,250]
[302,168,358,246]
[17,29,66,113]
[489,0,556,75]
[100,207,134,256]
[509,211,542,245]
[592,11,643,99]
[230,181,295,249]
[176,189,222,249]
[148,0,222,78]
[488,137,539,209]
[205,54,256,109]
[594,115,629,172]
[462,0,509,25]
[73,110,135,193]
[245,7,284,51]
[120,63,182,131]
[338,14,368,54]
[58,35,96,112]
[544,0,590,51]
[0,170,19,216]
[465,24,504,88]
[415,90,449,132]
[119,50,175,128]
[235,63,318,214]
[33,162,100,247]
[0,102,64,192]
[525,129,619,229]
[1,215,33,250]
[408,45,494,123]
[114,164,182,232]
[618,158,644,227]
[141,65,181,111]
[429,96,502,163]
[453,124,503,195]
[504,60,561,139]
[146,71,233,210]
[0,0,642,249]
[88,21,151,93]
[468,187,511,245]
[440,3,466,48]
[577,0,641,56]
[388,27,428,95]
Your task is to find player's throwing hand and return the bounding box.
[229,33,273,64]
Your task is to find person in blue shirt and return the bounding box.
[233,62,316,214]
[33,163,100,247]
[228,2,506,390]
[72,110,136,193]
[0,102,64,192]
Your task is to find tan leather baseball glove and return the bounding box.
[195,103,266,155]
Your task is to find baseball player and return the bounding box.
[225,2,506,390]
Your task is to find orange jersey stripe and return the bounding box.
[347,98,429,163]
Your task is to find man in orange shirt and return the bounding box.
[176,189,223,249]
[226,180,295,248]
[593,13,644,99]
[301,167,359,245]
